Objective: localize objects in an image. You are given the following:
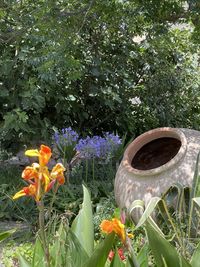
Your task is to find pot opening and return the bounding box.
[131,137,181,171]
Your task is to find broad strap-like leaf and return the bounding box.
[83,233,115,267]
[135,197,161,229]
[136,243,149,267]
[162,183,187,223]
[128,199,145,224]
[192,197,200,207]
[18,254,31,267]
[190,240,200,267]
[188,152,200,237]
[71,185,94,256]
[66,230,90,267]
[31,238,45,267]
[188,152,200,217]
[50,222,71,267]
[0,229,15,242]
[128,198,163,236]
[146,221,191,267]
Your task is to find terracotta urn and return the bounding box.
[114,127,200,220]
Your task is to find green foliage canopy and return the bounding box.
[0,0,200,150]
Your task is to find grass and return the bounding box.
[0,164,22,186]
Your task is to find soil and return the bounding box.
[131,137,181,170]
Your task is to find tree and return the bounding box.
[0,0,200,151]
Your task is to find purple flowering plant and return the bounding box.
[53,127,123,182]
[75,132,122,161]
[53,127,79,164]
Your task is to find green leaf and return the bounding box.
[188,152,200,237]
[189,152,200,201]
[31,238,45,267]
[71,185,94,256]
[50,222,68,267]
[135,197,161,229]
[136,243,149,267]
[18,254,31,267]
[65,230,89,267]
[128,199,145,224]
[146,221,191,267]
[0,229,15,242]
[191,240,200,267]
[83,233,115,267]
[192,197,200,207]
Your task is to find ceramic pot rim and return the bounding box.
[122,127,187,176]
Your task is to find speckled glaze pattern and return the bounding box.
[114,128,200,220]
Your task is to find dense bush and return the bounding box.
[0,1,200,151]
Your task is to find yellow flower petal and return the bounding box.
[43,173,50,192]
[112,218,126,243]
[25,149,40,157]
[13,190,26,200]
[127,233,134,239]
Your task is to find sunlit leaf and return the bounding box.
[83,233,115,267]
[71,185,94,256]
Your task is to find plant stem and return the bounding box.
[126,237,140,267]
[162,200,183,248]
[38,200,50,267]
[85,159,88,183]
[48,182,59,219]
[65,163,70,184]
[92,158,95,181]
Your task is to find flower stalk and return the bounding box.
[38,200,50,267]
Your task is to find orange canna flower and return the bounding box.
[25,145,52,166]
[13,145,65,202]
[22,163,39,180]
[50,163,66,185]
[39,145,52,166]
[100,218,126,243]
[13,184,37,200]
[112,218,126,243]
[100,220,114,234]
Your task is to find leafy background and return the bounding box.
[0,0,200,152]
